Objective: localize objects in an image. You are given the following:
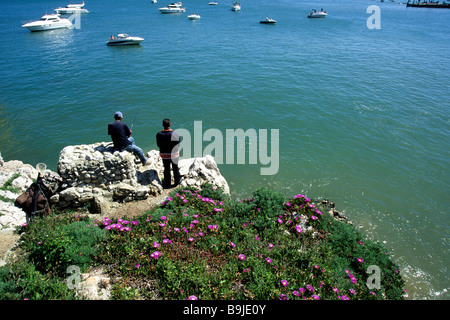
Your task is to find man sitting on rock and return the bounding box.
[108,111,147,165]
[156,118,181,188]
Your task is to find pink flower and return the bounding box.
[269,243,274,249]
[312,295,320,300]
[188,295,198,300]
[295,225,302,233]
[266,258,272,263]
[238,254,246,261]
[153,241,160,248]
[188,237,194,242]
[136,263,140,268]
[357,257,364,263]
[281,279,288,287]
[277,218,283,224]
[229,242,236,248]
[150,251,161,259]
[286,202,291,206]
[311,215,318,220]
[161,216,167,221]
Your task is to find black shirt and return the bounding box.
[156,129,180,156]
[108,120,131,150]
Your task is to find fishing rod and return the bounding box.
[130,106,141,130]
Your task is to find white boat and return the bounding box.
[106,34,144,46]
[259,17,276,24]
[307,9,327,18]
[188,14,201,20]
[231,1,241,11]
[67,2,85,8]
[54,5,89,14]
[158,2,186,13]
[209,2,218,5]
[22,14,72,32]
[151,0,157,3]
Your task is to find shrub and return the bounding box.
[0,257,76,300]
[7,186,405,300]
[62,220,108,273]
[17,213,107,276]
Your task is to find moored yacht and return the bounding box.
[307,9,327,18]
[21,14,72,32]
[260,17,276,24]
[231,1,241,11]
[159,2,186,13]
[106,34,144,46]
[67,2,85,8]
[54,6,89,14]
[188,14,201,20]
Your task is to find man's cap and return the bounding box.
[114,111,123,118]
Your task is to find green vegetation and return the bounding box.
[0,173,21,200]
[0,184,405,300]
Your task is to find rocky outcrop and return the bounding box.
[146,150,230,194]
[0,156,42,228]
[0,143,230,228]
[55,142,163,211]
[54,142,230,213]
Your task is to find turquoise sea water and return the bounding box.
[0,0,448,299]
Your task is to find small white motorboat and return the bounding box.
[159,2,186,13]
[231,1,241,11]
[54,6,89,14]
[67,2,85,8]
[209,2,218,5]
[106,34,144,46]
[307,9,327,18]
[22,14,72,32]
[259,17,276,24]
[188,14,201,20]
[151,0,157,3]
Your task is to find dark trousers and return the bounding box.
[162,158,181,188]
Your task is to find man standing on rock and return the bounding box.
[108,111,147,165]
[156,118,181,189]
